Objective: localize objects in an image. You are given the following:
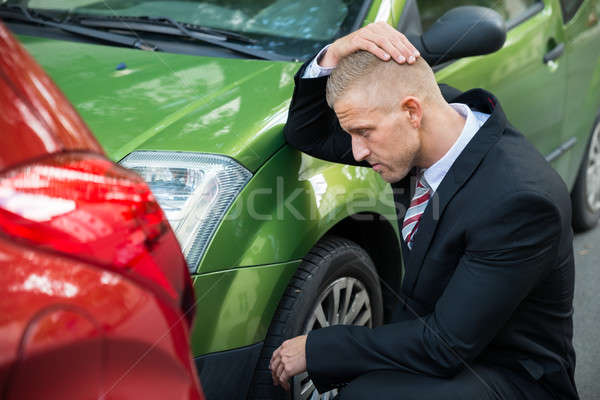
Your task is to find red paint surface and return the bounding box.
[0,238,203,399]
[0,23,103,171]
[0,22,203,399]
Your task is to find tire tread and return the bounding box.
[247,235,375,399]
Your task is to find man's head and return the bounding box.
[326,51,446,182]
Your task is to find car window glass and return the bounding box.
[559,0,583,22]
[18,0,369,60]
[418,0,540,31]
[26,0,360,41]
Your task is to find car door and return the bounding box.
[559,0,600,187]
[409,0,570,180]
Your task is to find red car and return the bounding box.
[0,23,204,400]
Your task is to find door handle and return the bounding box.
[543,43,564,63]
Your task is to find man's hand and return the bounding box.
[320,21,420,68]
[269,335,308,391]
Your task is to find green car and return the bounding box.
[3,0,599,398]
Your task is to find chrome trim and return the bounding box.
[545,137,577,163]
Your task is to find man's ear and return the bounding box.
[400,96,423,129]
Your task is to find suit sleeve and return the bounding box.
[283,61,369,166]
[305,190,562,393]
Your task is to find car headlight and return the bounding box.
[120,151,252,272]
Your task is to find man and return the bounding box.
[269,22,578,399]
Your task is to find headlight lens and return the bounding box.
[120,151,252,272]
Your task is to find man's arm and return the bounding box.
[283,62,367,166]
[283,22,420,166]
[304,191,562,393]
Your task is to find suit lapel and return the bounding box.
[402,89,507,296]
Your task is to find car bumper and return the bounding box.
[194,342,263,400]
[189,260,300,356]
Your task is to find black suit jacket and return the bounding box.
[283,61,578,399]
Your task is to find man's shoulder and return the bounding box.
[450,87,570,214]
[475,124,571,214]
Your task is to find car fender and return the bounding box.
[197,144,400,274]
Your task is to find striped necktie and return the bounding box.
[402,176,432,249]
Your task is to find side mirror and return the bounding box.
[410,6,507,66]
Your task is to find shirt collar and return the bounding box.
[422,103,487,192]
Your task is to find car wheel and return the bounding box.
[572,116,600,232]
[248,235,383,400]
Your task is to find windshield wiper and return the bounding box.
[0,5,158,51]
[71,15,292,61]
[77,15,256,44]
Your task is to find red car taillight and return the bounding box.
[0,151,195,324]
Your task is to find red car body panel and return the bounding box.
[0,238,202,399]
[0,23,204,399]
[0,24,103,170]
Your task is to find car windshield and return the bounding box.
[2,0,369,60]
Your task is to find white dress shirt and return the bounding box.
[301,48,491,191]
[303,45,334,79]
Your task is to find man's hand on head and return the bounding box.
[320,21,420,68]
[269,335,308,391]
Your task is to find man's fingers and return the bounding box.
[370,22,420,63]
[270,346,281,386]
[278,369,290,391]
[393,34,419,63]
[270,358,279,386]
[269,335,307,390]
[384,35,419,63]
[374,35,409,64]
[271,346,283,368]
[355,28,396,62]
[269,351,277,371]
[398,35,420,63]
[272,345,281,358]
[376,21,418,52]
[359,38,391,61]
[354,23,420,64]
[328,21,421,67]
[272,352,287,389]
[276,362,285,384]
[270,362,278,386]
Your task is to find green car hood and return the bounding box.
[19,35,300,171]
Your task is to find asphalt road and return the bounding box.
[573,225,600,400]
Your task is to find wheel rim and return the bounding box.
[293,277,373,400]
[585,122,600,213]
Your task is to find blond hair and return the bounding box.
[325,51,442,109]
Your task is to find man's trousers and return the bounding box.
[338,363,552,400]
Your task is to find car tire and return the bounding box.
[572,115,600,232]
[247,235,383,400]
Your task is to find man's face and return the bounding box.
[334,92,421,183]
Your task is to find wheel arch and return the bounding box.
[326,212,403,322]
